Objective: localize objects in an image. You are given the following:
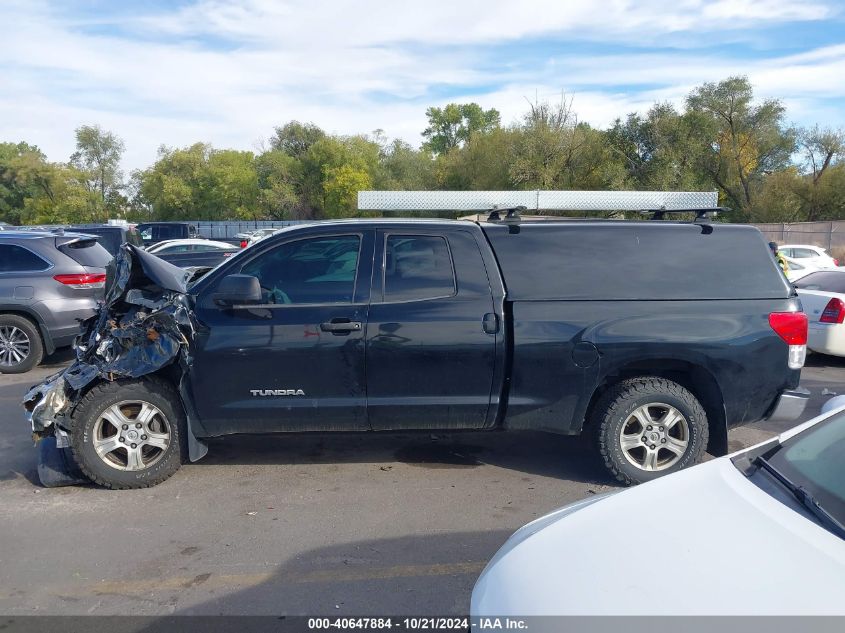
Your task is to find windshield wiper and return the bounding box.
[755,455,845,540]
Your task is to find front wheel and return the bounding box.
[592,377,708,485]
[69,378,187,489]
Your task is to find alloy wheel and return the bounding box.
[0,325,30,367]
[619,403,690,471]
[92,401,172,471]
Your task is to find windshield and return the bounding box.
[767,412,845,527]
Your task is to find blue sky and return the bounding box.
[2,0,844,171]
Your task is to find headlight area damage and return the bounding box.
[23,245,205,484]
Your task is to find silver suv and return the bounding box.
[0,231,111,373]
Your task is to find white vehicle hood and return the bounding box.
[472,458,845,615]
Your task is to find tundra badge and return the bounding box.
[250,389,306,396]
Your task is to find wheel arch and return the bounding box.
[582,358,728,456]
[66,365,210,462]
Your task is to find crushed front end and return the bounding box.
[23,244,198,445]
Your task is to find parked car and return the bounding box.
[471,401,845,616]
[146,239,237,255]
[64,223,142,259]
[239,228,282,248]
[150,240,240,269]
[25,217,807,489]
[1,231,111,373]
[794,270,845,357]
[136,222,199,247]
[779,244,839,269]
[783,255,818,283]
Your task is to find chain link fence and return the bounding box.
[753,221,845,260]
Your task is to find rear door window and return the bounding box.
[0,244,51,272]
[793,248,818,259]
[383,235,456,302]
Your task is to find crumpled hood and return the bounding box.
[120,244,190,295]
[24,244,197,433]
[472,457,845,615]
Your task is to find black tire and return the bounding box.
[0,313,43,374]
[69,377,187,489]
[592,377,708,486]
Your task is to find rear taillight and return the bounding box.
[240,240,248,248]
[53,273,106,289]
[834,258,839,266]
[820,298,845,324]
[769,312,808,369]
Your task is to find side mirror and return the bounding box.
[214,274,261,306]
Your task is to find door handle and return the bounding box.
[482,313,499,334]
[320,320,362,333]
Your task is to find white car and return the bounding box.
[145,239,236,255]
[234,228,283,248]
[780,244,839,269]
[783,255,818,283]
[244,228,283,246]
[794,269,845,357]
[471,402,845,616]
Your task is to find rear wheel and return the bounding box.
[592,377,708,485]
[69,378,187,489]
[0,314,43,374]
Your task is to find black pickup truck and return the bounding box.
[25,217,809,489]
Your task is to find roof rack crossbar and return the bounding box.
[487,205,526,223]
[642,207,730,222]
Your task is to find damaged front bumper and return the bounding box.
[22,244,200,437]
[24,372,70,437]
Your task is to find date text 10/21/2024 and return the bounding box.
[306,618,527,630]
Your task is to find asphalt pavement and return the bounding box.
[1,350,843,615]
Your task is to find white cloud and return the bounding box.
[0,0,842,171]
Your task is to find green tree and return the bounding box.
[509,98,580,188]
[137,143,210,220]
[606,104,710,191]
[207,150,259,220]
[0,142,95,225]
[435,127,517,190]
[793,126,845,221]
[378,139,436,190]
[323,164,372,218]
[302,135,381,216]
[255,150,305,219]
[508,97,618,189]
[271,121,326,158]
[137,144,261,220]
[422,103,500,155]
[750,168,805,222]
[0,142,46,224]
[70,125,126,218]
[685,76,795,219]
